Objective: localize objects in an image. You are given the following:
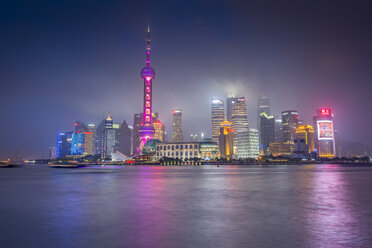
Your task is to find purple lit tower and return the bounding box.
[136,27,156,155]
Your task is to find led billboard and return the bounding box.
[317,120,334,140]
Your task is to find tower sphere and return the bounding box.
[141,66,156,79]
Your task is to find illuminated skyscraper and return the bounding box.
[294,125,315,155]
[236,128,259,158]
[136,27,156,155]
[132,113,142,155]
[84,124,95,155]
[274,117,283,143]
[282,110,299,145]
[313,108,336,158]
[56,132,72,158]
[259,112,275,154]
[171,109,184,142]
[103,113,115,159]
[218,120,234,159]
[153,120,165,142]
[230,97,249,133]
[211,98,224,143]
[257,94,271,128]
[226,97,234,122]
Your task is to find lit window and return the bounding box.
[146,94,151,100]
[146,87,151,93]
[146,109,150,115]
[146,101,151,107]
[146,116,150,122]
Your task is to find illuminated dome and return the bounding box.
[140,66,156,79]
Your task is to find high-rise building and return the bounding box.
[103,113,116,159]
[136,27,156,155]
[313,108,336,158]
[171,109,184,142]
[71,132,85,155]
[230,97,249,133]
[218,120,234,159]
[274,117,283,143]
[56,132,73,158]
[257,94,271,128]
[115,120,132,156]
[94,119,105,156]
[294,125,315,155]
[211,98,225,143]
[282,110,299,145]
[259,112,275,154]
[83,123,95,155]
[74,121,88,133]
[226,97,234,122]
[236,128,259,158]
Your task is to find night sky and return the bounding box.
[1,0,371,159]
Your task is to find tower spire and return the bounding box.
[146,26,151,66]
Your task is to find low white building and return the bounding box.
[156,142,200,160]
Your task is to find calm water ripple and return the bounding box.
[1,164,372,248]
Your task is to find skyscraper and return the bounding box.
[116,120,132,156]
[218,120,234,159]
[132,113,142,155]
[211,98,224,143]
[274,117,283,143]
[230,97,249,133]
[136,27,156,155]
[171,109,184,142]
[257,94,271,128]
[71,132,85,155]
[313,108,336,158]
[259,112,275,154]
[56,132,72,158]
[226,97,234,122]
[282,110,298,154]
[153,120,165,142]
[294,125,315,155]
[103,113,115,159]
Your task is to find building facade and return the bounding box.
[56,132,73,158]
[155,142,200,160]
[218,120,234,159]
[282,110,299,154]
[313,108,336,158]
[294,125,315,155]
[211,98,225,143]
[259,112,275,154]
[171,109,184,142]
[236,128,259,158]
[199,138,219,160]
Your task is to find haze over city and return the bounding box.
[1,0,371,159]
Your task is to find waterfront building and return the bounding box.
[199,138,219,160]
[74,121,88,133]
[171,109,184,142]
[211,98,224,143]
[132,113,142,155]
[103,113,116,159]
[313,108,336,158]
[94,119,105,156]
[282,110,298,154]
[269,142,294,156]
[190,134,198,141]
[155,142,200,160]
[136,27,156,155]
[226,96,234,122]
[56,131,73,158]
[236,128,259,158]
[294,125,315,155]
[259,112,275,154]
[218,120,234,159]
[83,131,94,155]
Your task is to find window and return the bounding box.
[180,145,183,149]
[176,145,179,149]
[146,101,151,107]
[146,87,150,93]
[146,109,150,115]
[145,116,150,122]
[146,94,151,100]
[172,145,174,150]
[167,145,170,150]
[176,152,178,156]
[185,145,188,149]
[194,144,198,149]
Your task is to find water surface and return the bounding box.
[1,164,372,247]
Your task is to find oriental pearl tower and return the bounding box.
[135,27,156,155]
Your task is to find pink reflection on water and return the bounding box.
[304,165,366,247]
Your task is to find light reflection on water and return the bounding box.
[0,164,371,248]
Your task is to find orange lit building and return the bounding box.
[218,120,234,159]
[294,125,315,154]
[153,120,165,142]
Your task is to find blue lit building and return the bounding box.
[71,132,85,155]
[57,132,73,158]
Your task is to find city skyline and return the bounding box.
[1,1,372,159]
